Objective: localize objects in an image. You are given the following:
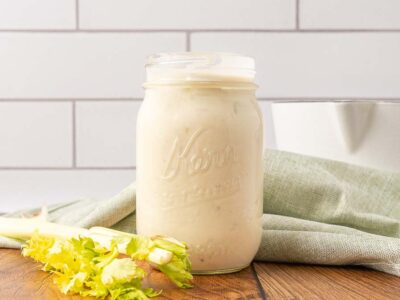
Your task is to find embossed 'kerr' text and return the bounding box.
[161,128,238,180]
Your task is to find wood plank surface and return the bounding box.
[0,249,263,300]
[254,262,400,300]
[1,249,399,299]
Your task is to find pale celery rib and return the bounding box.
[0,216,193,300]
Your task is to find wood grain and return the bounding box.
[0,249,263,300]
[1,248,399,300]
[146,264,263,299]
[0,249,87,300]
[254,262,400,300]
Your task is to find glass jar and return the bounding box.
[136,52,263,274]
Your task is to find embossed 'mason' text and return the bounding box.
[158,175,241,210]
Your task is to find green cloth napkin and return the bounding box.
[1,150,399,276]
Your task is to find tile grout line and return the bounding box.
[72,100,77,168]
[0,97,399,102]
[0,167,136,171]
[296,0,300,30]
[75,0,80,30]
[186,31,191,51]
[0,98,143,102]
[0,96,400,103]
[257,97,400,102]
[0,29,400,33]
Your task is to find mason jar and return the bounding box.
[136,52,263,274]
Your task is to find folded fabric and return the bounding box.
[1,150,399,276]
[258,150,400,276]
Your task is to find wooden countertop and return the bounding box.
[0,249,399,299]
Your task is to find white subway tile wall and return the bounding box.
[79,0,296,30]
[192,33,400,98]
[0,1,399,211]
[76,101,140,167]
[0,170,135,211]
[0,0,76,29]
[0,102,72,167]
[0,33,185,98]
[301,0,400,29]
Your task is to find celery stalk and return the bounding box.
[0,216,88,240]
[0,215,192,299]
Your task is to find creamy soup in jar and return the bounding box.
[136,52,263,273]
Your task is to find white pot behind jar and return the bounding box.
[271,101,400,172]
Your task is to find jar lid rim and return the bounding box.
[147,52,254,67]
[145,52,256,83]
